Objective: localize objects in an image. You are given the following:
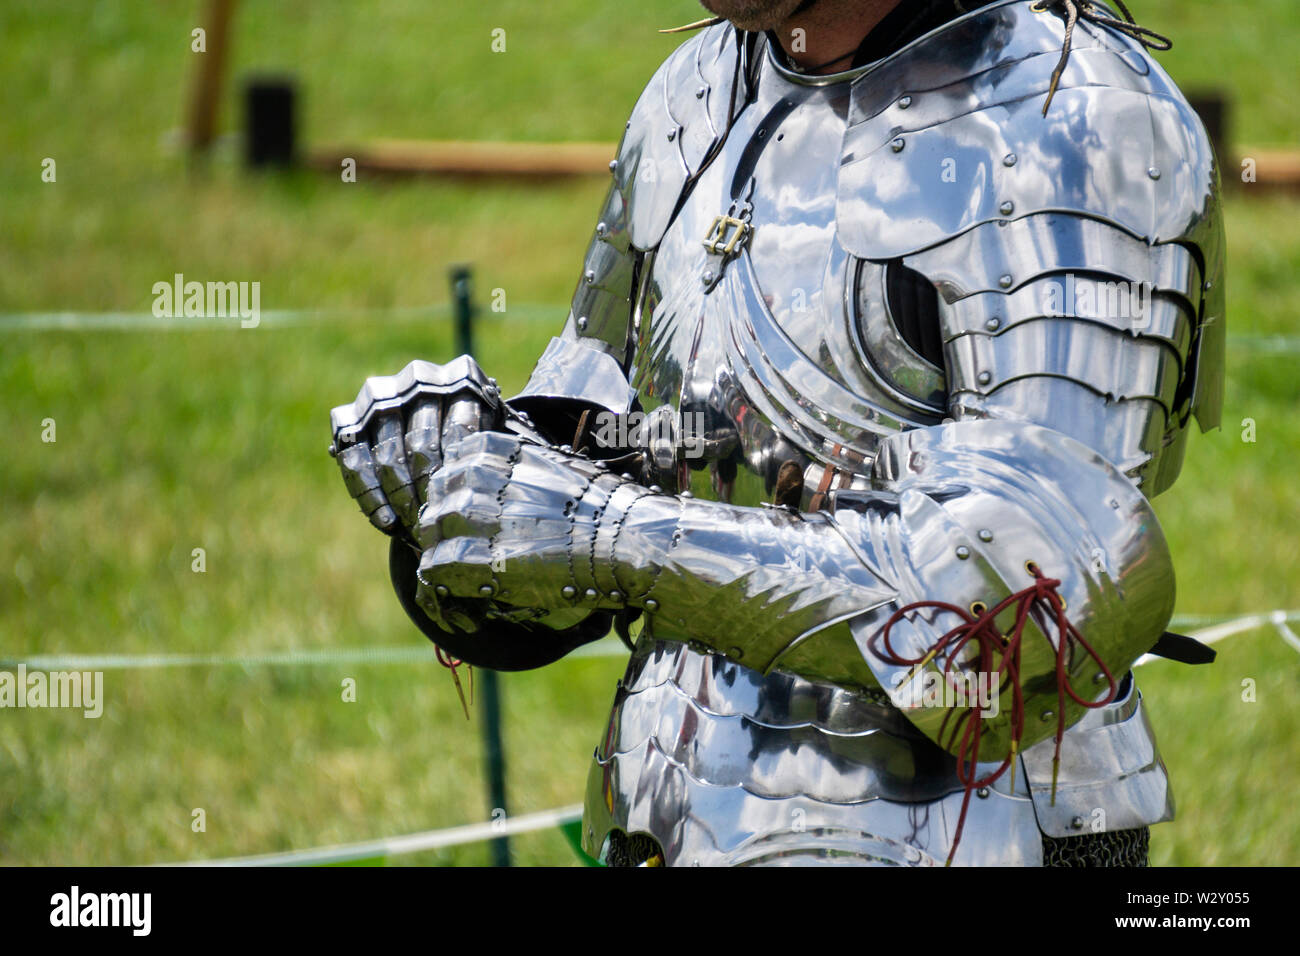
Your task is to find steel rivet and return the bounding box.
[999,200,1014,216]
[977,371,992,386]
[956,545,971,560]
[1148,166,1161,180]
[584,270,595,284]
[596,221,607,237]
[562,586,577,600]
[681,490,694,498]
[479,584,495,597]
[985,317,1001,331]
[890,137,906,153]
[1040,710,1055,722]
[702,271,715,285]
[621,473,634,481]
[644,598,659,612]
[1003,152,1018,167]
[434,585,449,599]
[977,787,991,799]
[999,274,1013,289]
[696,86,706,99]
[667,127,677,142]
[608,159,618,173]
[584,588,598,601]
[1093,671,1107,684]
[328,443,337,457]
[576,316,588,331]
[898,95,912,109]
[1070,815,1087,830]
[609,590,624,603]
[978,529,994,542]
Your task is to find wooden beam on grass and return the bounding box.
[307,139,616,179]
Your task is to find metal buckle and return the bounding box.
[702,214,752,256]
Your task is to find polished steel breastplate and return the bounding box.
[631,50,945,510]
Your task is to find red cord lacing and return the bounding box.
[869,562,1117,865]
[435,646,474,719]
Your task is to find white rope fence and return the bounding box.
[0,303,559,332]
[1,306,1298,353]
[1133,608,1300,665]
[0,635,628,672]
[7,611,1297,673]
[167,804,584,867]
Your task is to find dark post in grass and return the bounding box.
[449,264,511,867]
[244,76,298,168]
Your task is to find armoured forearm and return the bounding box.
[597,488,897,671]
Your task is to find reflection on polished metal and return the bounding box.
[541,0,1213,865]
[331,355,506,533]
[344,0,1222,865]
[585,639,1044,866]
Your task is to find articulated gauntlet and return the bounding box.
[416,429,894,666]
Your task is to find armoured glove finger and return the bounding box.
[337,441,398,532]
[371,412,420,532]
[441,393,494,449]
[405,396,443,504]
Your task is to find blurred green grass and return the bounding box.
[1,1,1298,865]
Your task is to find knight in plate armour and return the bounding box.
[329,0,1224,866]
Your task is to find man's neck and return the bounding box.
[773,0,905,74]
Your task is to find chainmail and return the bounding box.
[1042,826,1150,867]
[604,830,664,867]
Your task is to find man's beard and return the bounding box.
[697,0,819,32]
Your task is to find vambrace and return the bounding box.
[418,419,1174,757]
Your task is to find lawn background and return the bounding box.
[0,0,1297,865]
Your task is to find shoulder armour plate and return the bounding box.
[613,22,746,251]
[837,0,1218,258]
[833,0,1224,486]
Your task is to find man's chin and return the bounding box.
[697,0,811,32]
